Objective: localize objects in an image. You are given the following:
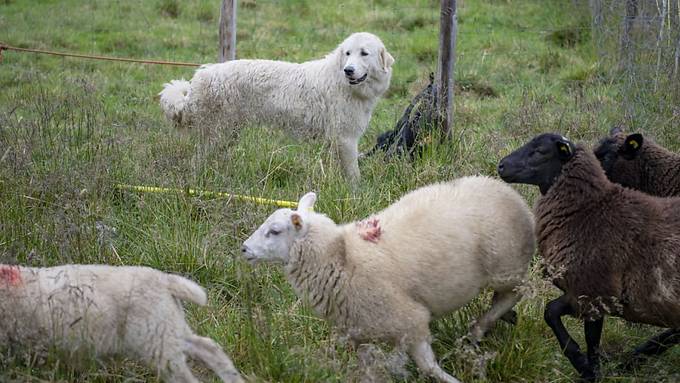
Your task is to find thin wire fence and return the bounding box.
[2,1,677,131]
[589,0,680,124]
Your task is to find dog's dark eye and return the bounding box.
[346,51,350,56]
[360,50,368,56]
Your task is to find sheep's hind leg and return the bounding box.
[409,339,461,383]
[544,295,596,381]
[469,290,520,343]
[620,328,680,370]
[185,335,244,383]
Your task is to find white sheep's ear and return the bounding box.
[297,192,317,212]
[380,48,394,71]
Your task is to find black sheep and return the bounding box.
[595,127,680,197]
[498,133,680,381]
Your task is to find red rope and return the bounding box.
[0,42,201,67]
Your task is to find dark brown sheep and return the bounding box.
[595,127,680,197]
[498,133,680,381]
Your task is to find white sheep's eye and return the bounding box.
[345,51,350,56]
[360,50,368,56]
[267,229,281,236]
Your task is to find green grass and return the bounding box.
[1,0,679,382]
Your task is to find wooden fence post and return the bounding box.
[219,0,237,62]
[436,0,457,136]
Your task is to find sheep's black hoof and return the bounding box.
[587,355,601,379]
[578,366,599,382]
[570,353,599,382]
[500,309,518,325]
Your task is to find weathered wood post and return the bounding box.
[219,0,237,62]
[436,0,457,136]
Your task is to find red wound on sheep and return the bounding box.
[0,265,22,287]
[356,217,381,243]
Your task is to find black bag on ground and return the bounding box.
[363,73,437,159]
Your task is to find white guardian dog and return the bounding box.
[159,32,394,183]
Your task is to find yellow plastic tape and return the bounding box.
[115,183,298,208]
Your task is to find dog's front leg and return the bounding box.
[337,138,361,185]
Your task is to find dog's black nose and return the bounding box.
[344,66,355,76]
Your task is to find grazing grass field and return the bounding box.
[1,0,679,381]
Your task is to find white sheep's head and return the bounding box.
[241,192,317,265]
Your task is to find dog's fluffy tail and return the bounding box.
[159,79,191,126]
[165,274,208,306]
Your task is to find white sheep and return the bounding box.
[241,176,535,383]
[0,264,243,383]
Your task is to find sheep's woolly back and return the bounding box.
[536,147,680,325]
[623,139,680,196]
[629,141,680,197]
[285,176,535,343]
[359,176,535,291]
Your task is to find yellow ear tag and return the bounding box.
[560,145,569,153]
[628,140,639,149]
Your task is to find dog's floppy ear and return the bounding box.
[380,48,394,71]
[333,46,345,66]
